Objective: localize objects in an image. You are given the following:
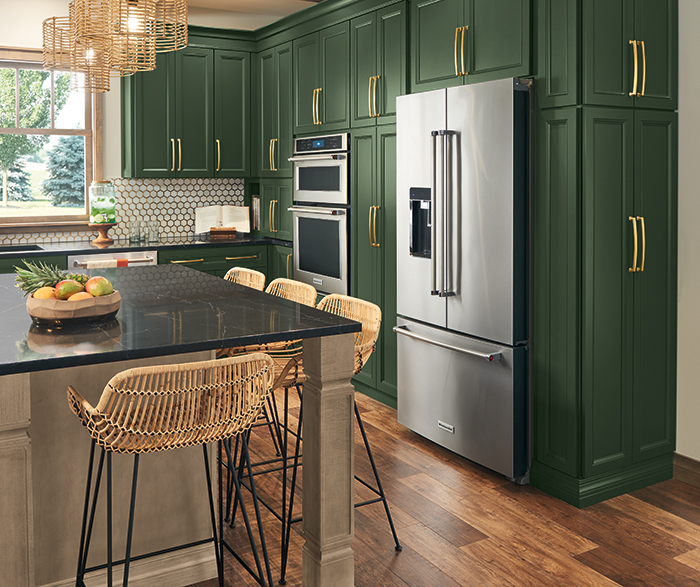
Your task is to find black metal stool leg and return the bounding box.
[106,451,113,587]
[354,401,402,552]
[75,440,97,587]
[122,454,140,587]
[203,444,223,586]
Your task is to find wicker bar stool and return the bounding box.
[224,266,266,291]
[67,353,275,587]
[218,277,316,583]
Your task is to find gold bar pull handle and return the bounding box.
[629,216,638,273]
[170,138,175,172]
[315,88,322,125]
[177,138,182,172]
[312,89,317,124]
[271,138,277,171]
[373,76,379,117]
[639,40,646,96]
[454,27,460,76]
[373,205,380,247]
[269,138,273,171]
[269,200,274,232]
[637,216,646,271]
[216,139,221,172]
[629,40,638,96]
[170,258,204,264]
[368,76,373,117]
[286,253,292,279]
[461,26,468,76]
[368,206,374,246]
[225,255,258,261]
[272,200,277,232]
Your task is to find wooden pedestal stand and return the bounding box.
[89,223,116,248]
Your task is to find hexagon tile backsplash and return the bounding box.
[0,177,245,246]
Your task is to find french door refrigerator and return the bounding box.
[395,78,530,481]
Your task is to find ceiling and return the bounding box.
[187,0,322,31]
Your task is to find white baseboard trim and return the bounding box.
[40,542,217,587]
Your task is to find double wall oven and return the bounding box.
[289,133,350,295]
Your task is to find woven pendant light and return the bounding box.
[154,0,188,53]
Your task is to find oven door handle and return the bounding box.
[288,206,346,216]
[287,154,346,162]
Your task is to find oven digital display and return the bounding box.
[312,139,324,149]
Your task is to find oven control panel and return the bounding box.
[294,133,348,154]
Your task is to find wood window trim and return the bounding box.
[0,46,102,231]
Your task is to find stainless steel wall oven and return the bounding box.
[289,133,350,295]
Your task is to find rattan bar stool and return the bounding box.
[218,277,316,583]
[67,353,275,587]
[224,266,266,291]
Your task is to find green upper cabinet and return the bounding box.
[259,179,293,241]
[294,22,350,134]
[254,42,293,178]
[350,3,406,128]
[582,0,677,110]
[123,46,251,178]
[214,50,251,177]
[410,0,531,93]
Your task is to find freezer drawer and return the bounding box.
[395,317,528,480]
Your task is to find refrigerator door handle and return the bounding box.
[393,325,502,362]
[440,130,456,297]
[430,131,439,295]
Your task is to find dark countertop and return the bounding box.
[0,233,292,259]
[0,264,359,376]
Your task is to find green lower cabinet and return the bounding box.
[259,179,293,241]
[0,255,67,274]
[268,246,294,282]
[532,106,677,507]
[350,125,397,408]
[158,245,267,278]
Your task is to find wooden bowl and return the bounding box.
[26,291,121,326]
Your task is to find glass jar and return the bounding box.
[89,180,116,224]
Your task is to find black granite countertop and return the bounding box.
[0,265,359,376]
[0,234,292,259]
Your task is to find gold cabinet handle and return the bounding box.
[638,40,646,97]
[454,27,460,76]
[170,258,204,264]
[461,26,468,76]
[629,40,638,97]
[272,200,278,232]
[177,138,182,171]
[312,89,317,125]
[286,253,292,279]
[368,76,373,117]
[373,76,379,117]
[271,138,277,171]
[268,199,274,232]
[629,216,638,272]
[315,88,322,125]
[171,138,175,172]
[368,206,374,246]
[373,205,380,247]
[216,139,221,172]
[269,138,273,171]
[225,255,258,261]
[637,216,646,271]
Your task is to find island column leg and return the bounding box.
[0,372,34,587]
[301,333,355,587]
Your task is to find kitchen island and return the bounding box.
[0,265,360,587]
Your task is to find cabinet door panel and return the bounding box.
[635,0,678,110]
[583,0,635,107]
[537,0,578,108]
[351,13,377,128]
[275,43,294,177]
[469,0,529,79]
[215,50,249,177]
[255,48,276,176]
[320,23,350,130]
[377,4,406,125]
[294,33,320,134]
[175,48,214,177]
[276,181,294,242]
[583,107,635,477]
[411,0,465,92]
[260,181,276,237]
[633,110,677,462]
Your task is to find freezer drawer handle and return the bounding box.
[393,325,502,362]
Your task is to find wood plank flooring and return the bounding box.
[188,392,700,587]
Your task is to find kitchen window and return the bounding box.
[0,47,100,228]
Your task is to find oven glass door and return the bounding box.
[292,208,348,295]
[292,156,348,205]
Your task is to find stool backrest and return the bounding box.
[315,293,381,375]
[68,353,274,454]
[265,278,317,307]
[224,267,266,291]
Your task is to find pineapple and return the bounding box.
[14,260,89,297]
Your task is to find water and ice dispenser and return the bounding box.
[409,187,431,258]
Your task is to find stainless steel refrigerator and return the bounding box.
[395,78,530,482]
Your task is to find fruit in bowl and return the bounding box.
[85,276,114,296]
[55,279,85,300]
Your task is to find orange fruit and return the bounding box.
[67,292,94,301]
[33,287,56,299]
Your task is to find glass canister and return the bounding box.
[89,180,116,224]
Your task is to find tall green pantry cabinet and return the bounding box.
[532,0,678,507]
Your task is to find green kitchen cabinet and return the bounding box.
[259,179,293,242]
[214,50,251,177]
[293,22,351,134]
[158,245,267,278]
[350,125,398,407]
[268,246,294,281]
[350,3,406,128]
[410,0,531,93]
[0,255,67,275]
[532,106,677,506]
[254,42,293,178]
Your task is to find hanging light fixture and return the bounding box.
[154,0,188,53]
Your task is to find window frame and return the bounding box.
[0,47,102,231]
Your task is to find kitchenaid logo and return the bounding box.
[313,278,323,285]
[438,420,455,434]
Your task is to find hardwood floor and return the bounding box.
[188,392,700,587]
